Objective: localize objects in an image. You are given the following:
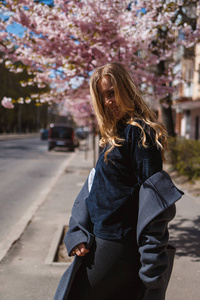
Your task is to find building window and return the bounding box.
[186,110,191,134]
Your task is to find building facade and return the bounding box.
[172,44,200,140]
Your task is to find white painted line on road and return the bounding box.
[0,152,77,263]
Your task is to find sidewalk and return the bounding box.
[165,169,200,300]
[0,144,200,299]
[166,193,200,300]
[0,145,95,300]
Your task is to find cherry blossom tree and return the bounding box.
[0,0,199,132]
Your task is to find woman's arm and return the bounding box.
[129,123,176,289]
[64,169,95,256]
[138,204,176,289]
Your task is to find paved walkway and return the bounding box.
[0,143,200,299]
[0,145,94,300]
[166,190,200,300]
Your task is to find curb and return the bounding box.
[0,133,40,141]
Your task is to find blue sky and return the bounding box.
[6,22,26,38]
[0,0,54,37]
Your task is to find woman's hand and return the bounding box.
[70,243,90,257]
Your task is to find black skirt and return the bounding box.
[68,233,144,300]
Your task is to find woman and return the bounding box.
[54,63,183,300]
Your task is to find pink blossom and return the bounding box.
[0,0,199,120]
[1,97,14,109]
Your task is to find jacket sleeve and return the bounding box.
[129,122,163,185]
[138,204,176,289]
[64,169,95,256]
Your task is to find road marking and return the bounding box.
[0,152,77,263]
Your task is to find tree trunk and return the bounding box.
[161,104,176,137]
[156,60,176,137]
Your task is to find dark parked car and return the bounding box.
[48,123,79,151]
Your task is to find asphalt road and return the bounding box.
[0,137,73,243]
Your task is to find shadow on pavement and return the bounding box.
[169,215,200,261]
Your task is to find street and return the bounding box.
[0,137,74,243]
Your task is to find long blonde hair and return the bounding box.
[90,62,167,161]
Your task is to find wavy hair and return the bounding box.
[89,62,168,161]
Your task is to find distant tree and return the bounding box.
[0,56,50,133]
